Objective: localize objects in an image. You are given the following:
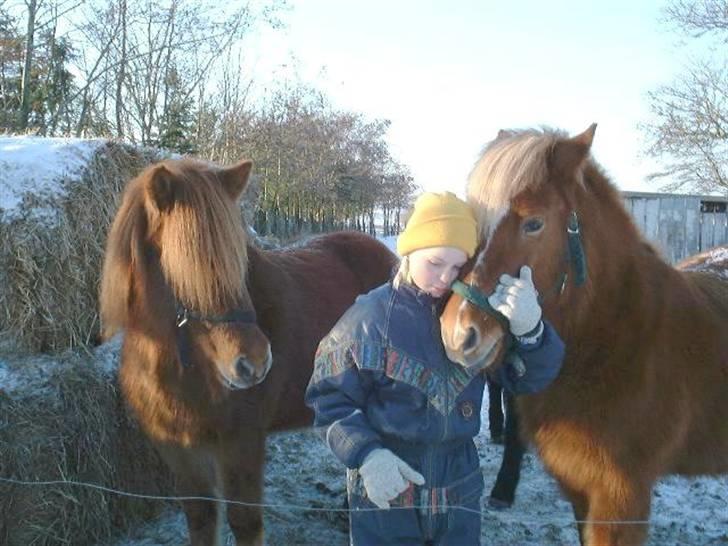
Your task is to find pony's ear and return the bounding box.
[146,164,177,213]
[552,123,597,176]
[219,160,252,201]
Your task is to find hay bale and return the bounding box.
[0,140,262,353]
[0,141,166,353]
[0,338,173,546]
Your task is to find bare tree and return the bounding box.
[663,0,728,36]
[642,0,728,193]
[115,0,126,137]
[18,0,39,130]
[0,9,24,127]
[71,0,268,141]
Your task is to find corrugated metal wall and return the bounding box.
[623,192,728,263]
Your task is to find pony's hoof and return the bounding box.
[487,496,512,510]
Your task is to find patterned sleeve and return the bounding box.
[304,342,385,469]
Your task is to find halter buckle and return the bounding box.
[176,308,189,328]
[567,211,581,234]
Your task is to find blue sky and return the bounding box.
[246,0,693,194]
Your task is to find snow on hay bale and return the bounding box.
[0,137,165,352]
[0,138,174,545]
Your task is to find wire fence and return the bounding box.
[0,475,654,525]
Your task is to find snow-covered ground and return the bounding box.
[3,334,726,545]
[102,396,728,546]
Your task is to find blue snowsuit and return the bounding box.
[305,280,565,545]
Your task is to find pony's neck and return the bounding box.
[554,167,673,341]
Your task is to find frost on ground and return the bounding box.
[105,398,728,546]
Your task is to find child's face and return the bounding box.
[408,246,468,298]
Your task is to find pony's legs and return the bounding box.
[583,486,651,546]
[488,391,525,508]
[219,428,266,546]
[156,444,223,546]
[560,484,589,546]
[487,379,505,443]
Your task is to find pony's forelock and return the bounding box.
[100,159,249,332]
[152,161,248,314]
[467,128,566,239]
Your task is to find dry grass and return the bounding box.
[0,142,164,353]
[0,343,173,546]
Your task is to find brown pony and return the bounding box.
[99,158,397,545]
[440,125,728,546]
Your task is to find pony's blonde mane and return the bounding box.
[100,160,248,337]
[467,128,566,239]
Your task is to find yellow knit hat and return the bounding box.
[397,191,478,257]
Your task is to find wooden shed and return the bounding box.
[622,191,728,264]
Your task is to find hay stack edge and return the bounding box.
[0,138,173,546]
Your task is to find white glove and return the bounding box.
[358,448,425,509]
[487,265,542,336]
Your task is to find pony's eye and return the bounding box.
[523,218,544,234]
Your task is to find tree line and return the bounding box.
[0,0,415,237]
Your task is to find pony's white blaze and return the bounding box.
[474,205,509,268]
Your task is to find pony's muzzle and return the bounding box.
[446,317,503,372]
[447,316,484,359]
[235,357,257,383]
[233,351,272,388]
[461,326,481,356]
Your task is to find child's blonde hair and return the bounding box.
[392,255,412,290]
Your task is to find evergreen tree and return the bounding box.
[158,65,197,154]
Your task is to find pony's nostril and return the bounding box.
[236,358,254,380]
[462,327,480,354]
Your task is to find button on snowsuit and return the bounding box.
[305,281,565,545]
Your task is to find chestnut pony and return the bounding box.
[441,125,728,546]
[100,158,396,545]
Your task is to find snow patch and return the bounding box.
[706,246,728,265]
[0,136,104,214]
[377,234,399,256]
[0,336,120,397]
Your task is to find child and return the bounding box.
[305,192,565,545]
